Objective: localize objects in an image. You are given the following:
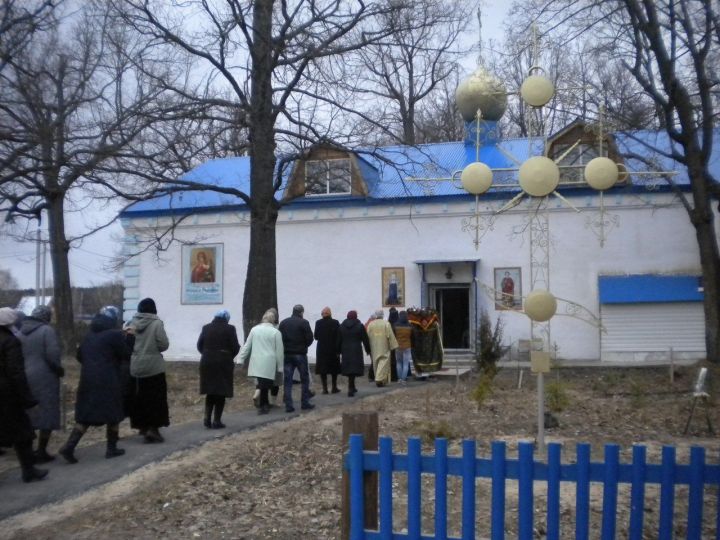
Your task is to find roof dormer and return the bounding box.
[282,146,373,202]
[546,121,627,186]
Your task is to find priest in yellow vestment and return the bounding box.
[367,310,399,386]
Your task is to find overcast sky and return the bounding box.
[0,2,510,290]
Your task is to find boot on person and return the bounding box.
[320,374,329,395]
[331,374,341,394]
[212,398,226,429]
[15,440,48,483]
[34,429,55,463]
[59,427,85,464]
[105,425,126,459]
[203,399,213,428]
[144,427,164,443]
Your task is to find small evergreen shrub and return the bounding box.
[545,380,570,412]
[475,310,508,372]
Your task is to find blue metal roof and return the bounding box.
[127,157,253,213]
[598,274,704,304]
[122,128,717,217]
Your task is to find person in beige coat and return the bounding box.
[239,309,284,415]
[367,310,398,387]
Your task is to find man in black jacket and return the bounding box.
[279,304,314,413]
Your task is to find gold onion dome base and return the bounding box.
[455,66,508,122]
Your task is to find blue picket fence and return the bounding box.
[345,435,720,540]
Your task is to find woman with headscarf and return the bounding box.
[337,310,370,397]
[314,306,341,394]
[127,298,170,443]
[59,306,130,463]
[0,307,48,482]
[18,305,63,463]
[197,309,240,429]
[239,309,284,415]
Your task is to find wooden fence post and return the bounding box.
[341,412,379,540]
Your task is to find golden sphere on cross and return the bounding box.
[524,289,558,322]
[520,75,555,107]
[584,157,619,190]
[461,162,493,195]
[519,156,560,197]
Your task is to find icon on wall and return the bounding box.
[494,267,522,310]
[182,243,223,304]
[381,267,405,307]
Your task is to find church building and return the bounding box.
[120,67,718,364]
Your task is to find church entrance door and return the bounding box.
[431,286,470,349]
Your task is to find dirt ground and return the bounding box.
[2,361,719,539]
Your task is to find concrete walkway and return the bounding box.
[0,377,431,521]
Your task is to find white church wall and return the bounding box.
[125,217,250,360]
[123,190,706,362]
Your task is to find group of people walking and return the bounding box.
[0,298,170,483]
[0,298,441,484]
[239,305,429,410]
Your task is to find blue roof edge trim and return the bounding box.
[598,274,704,304]
[120,182,689,219]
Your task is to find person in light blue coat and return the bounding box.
[239,309,284,415]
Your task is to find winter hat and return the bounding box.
[346,310,357,320]
[215,309,230,321]
[0,307,18,326]
[31,305,52,323]
[99,306,120,324]
[138,298,157,314]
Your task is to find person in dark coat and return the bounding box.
[314,306,341,394]
[337,310,370,397]
[197,309,240,429]
[388,307,399,382]
[19,305,63,463]
[279,304,315,413]
[0,307,48,483]
[59,306,130,464]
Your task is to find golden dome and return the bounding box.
[455,67,508,122]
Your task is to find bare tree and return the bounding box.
[0,0,57,73]
[0,3,204,353]
[0,267,18,290]
[330,0,472,145]
[119,0,437,336]
[513,0,720,362]
[414,72,467,143]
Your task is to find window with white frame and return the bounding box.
[550,143,600,184]
[305,158,352,196]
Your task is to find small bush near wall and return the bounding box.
[470,311,509,408]
[474,310,508,372]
